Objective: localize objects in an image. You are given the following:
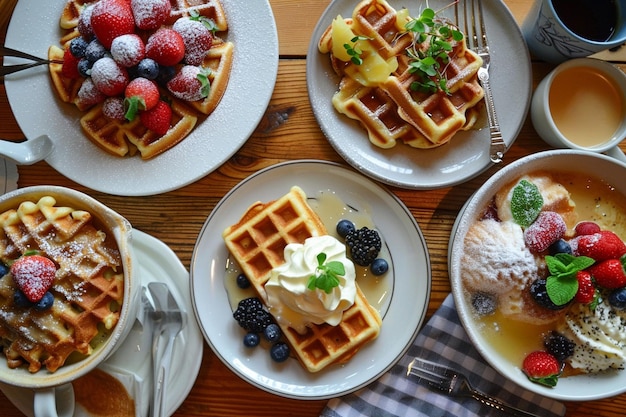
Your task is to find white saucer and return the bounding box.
[0,230,203,416]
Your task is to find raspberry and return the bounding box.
[523,211,566,253]
[574,221,601,236]
[345,227,381,266]
[233,297,273,333]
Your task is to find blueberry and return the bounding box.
[336,219,355,239]
[13,291,33,308]
[263,323,281,342]
[0,263,9,277]
[84,40,106,62]
[243,332,260,348]
[608,287,626,310]
[269,342,290,363]
[471,292,497,316]
[370,258,388,275]
[236,273,251,289]
[156,66,176,87]
[69,37,89,58]
[137,58,160,80]
[77,58,92,77]
[549,239,572,256]
[34,292,54,311]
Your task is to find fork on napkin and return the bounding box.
[321,294,566,417]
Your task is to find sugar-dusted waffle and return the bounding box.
[0,196,124,373]
[223,186,382,373]
[49,0,233,159]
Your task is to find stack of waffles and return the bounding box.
[223,186,382,373]
[48,0,234,159]
[0,196,124,373]
[319,0,484,149]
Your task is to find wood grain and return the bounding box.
[1,0,626,416]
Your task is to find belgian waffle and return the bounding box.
[222,186,382,373]
[50,0,233,159]
[0,196,124,373]
[319,0,484,149]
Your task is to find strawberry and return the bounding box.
[131,0,172,30]
[124,77,160,120]
[10,255,57,303]
[523,211,566,253]
[574,221,601,236]
[77,4,95,40]
[571,230,626,261]
[172,14,214,65]
[140,100,172,135]
[90,0,136,49]
[574,270,596,303]
[110,33,145,67]
[167,65,211,102]
[91,56,130,96]
[522,350,560,387]
[102,97,126,120]
[145,28,185,66]
[61,48,81,79]
[588,256,626,289]
[75,77,106,111]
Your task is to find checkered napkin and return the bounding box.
[321,294,567,417]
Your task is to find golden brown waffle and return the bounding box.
[319,0,484,149]
[222,186,382,373]
[0,196,124,373]
[49,0,233,159]
[382,44,484,145]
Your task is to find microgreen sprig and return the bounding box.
[343,35,370,65]
[545,253,596,307]
[307,252,345,294]
[405,8,463,94]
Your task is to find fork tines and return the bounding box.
[407,357,456,393]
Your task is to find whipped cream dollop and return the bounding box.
[264,235,356,333]
[559,298,626,373]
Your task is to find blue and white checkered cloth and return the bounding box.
[321,294,567,417]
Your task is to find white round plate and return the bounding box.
[190,160,431,399]
[0,230,203,416]
[3,1,278,196]
[306,0,531,189]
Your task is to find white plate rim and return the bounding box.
[0,230,203,416]
[3,0,278,196]
[190,159,431,400]
[306,0,532,190]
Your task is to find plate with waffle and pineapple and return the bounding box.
[3,0,278,196]
[307,0,532,189]
[190,160,431,399]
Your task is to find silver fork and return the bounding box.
[407,357,542,417]
[457,0,506,164]
[149,282,186,417]
[1,46,63,77]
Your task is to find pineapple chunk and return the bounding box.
[346,52,398,86]
[331,16,356,62]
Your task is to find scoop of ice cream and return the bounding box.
[461,218,538,295]
[558,297,626,373]
[265,235,356,333]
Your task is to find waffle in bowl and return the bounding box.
[0,194,128,374]
[49,0,234,159]
[319,0,484,149]
[222,186,382,373]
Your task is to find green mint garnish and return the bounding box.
[190,9,218,33]
[307,252,345,294]
[545,254,595,306]
[343,35,370,65]
[511,180,543,227]
[405,8,463,94]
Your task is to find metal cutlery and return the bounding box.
[457,0,506,164]
[407,357,542,417]
[148,282,185,417]
[1,46,63,77]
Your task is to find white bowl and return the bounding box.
[449,150,626,401]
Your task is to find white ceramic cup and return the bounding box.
[530,58,626,162]
[521,0,626,64]
[0,186,138,417]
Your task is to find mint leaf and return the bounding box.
[511,180,543,227]
[544,254,595,305]
[307,252,345,294]
[546,275,578,306]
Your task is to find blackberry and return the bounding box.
[233,297,273,332]
[544,331,575,363]
[529,278,568,310]
[345,227,381,266]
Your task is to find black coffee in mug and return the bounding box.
[552,0,618,42]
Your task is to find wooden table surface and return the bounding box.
[1,0,626,416]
